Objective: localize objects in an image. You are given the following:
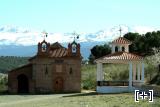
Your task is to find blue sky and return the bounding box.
[0,0,160,33]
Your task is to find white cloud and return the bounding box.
[132,26,158,34]
[0,25,159,46]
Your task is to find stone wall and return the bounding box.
[31,57,81,93]
[62,59,81,92]
[8,64,34,94]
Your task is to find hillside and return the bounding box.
[0,56,29,73]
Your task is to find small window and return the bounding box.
[69,67,73,74]
[122,47,125,52]
[115,46,118,52]
[42,43,47,52]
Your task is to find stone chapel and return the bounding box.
[8,39,82,94]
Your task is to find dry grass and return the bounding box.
[0,92,159,107]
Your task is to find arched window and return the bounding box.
[122,47,125,52]
[72,44,77,53]
[115,46,118,52]
[42,43,47,52]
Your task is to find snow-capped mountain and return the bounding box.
[0,25,158,59]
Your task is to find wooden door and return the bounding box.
[54,77,63,92]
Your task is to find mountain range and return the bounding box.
[0,25,158,59]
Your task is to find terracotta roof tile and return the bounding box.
[55,49,61,57]
[60,49,65,57]
[49,42,68,58]
[49,48,68,58]
[112,37,132,44]
[95,52,143,62]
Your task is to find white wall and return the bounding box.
[97,86,134,93]
[111,43,130,53]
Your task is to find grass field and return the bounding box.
[0,92,160,107]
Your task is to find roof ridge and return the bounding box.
[112,37,132,44]
[50,42,65,49]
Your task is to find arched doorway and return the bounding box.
[54,77,63,92]
[17,74,29,93]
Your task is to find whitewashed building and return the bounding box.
[95,37,145,93]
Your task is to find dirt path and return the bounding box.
[0,95,62,107]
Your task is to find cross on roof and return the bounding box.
[119,26,122,37]
[72,31,80,41]
[42,31,48,40]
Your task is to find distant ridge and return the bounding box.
[0,41,105,60]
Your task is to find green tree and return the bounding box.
[89,44,111,63]
[124,31,160,56]
[123,32,141,53]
